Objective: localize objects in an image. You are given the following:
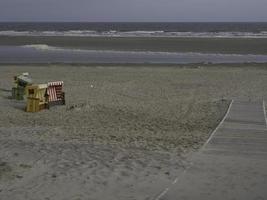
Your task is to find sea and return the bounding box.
[1,22,267,64]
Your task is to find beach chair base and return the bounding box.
[47,92,66,107]
[26,98,48,112]
[48,100,65,107]
[12,87,25,100]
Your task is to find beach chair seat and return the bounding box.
[46,81,65,107]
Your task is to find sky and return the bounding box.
[0,0,267,22]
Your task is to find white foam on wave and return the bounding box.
[2,30,267,38]
[22,44,60,51]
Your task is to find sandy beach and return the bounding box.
[1,64,267,199]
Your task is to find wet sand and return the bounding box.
[1,65,267,199]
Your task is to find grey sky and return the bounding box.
[0,0,266,22]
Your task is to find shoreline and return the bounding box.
[1,62,267,68]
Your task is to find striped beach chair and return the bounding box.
[46,81,65,107]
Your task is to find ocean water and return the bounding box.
[1,22,267,64]
[1,22,267,38]
[1,45,267,64]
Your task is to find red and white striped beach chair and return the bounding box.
[46,81,65,107]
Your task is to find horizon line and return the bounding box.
[0,21,267,23]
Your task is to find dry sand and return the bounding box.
[1,65,266,200]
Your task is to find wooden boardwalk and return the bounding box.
[159,100,267,200]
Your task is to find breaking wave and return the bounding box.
[20,44,267,58]
[2,30,267,38]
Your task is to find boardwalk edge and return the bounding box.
[203,99,234,148]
